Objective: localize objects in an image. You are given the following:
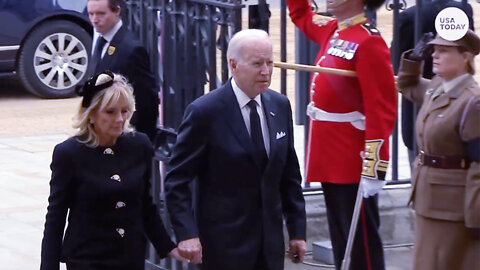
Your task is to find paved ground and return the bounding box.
[0,134,67,270]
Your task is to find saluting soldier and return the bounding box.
[398,29,480,270]
[286,0,397,269]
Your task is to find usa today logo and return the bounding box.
[435,7,469,41]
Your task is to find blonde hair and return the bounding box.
[456,47,476,75]
[467,57,476,75]
[73,73,135,147]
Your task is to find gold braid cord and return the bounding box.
[361,139,388,179]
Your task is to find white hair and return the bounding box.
[227,29,271,62]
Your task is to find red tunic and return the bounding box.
[288,0,397,183]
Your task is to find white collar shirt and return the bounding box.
[231,78,270,156]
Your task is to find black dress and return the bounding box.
[41,132,175,270]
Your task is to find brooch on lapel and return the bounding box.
[107,45,116,56]
[103,148,114,155]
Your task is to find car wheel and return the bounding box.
[18,20,92,98]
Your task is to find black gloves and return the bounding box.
[409,32,435,61]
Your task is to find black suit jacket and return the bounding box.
[41,132,175,270]
[94,25,159,140]
[165,81,306,270]
[392,0,474,149]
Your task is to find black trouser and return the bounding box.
[252,224,274,270]
[322,183,385,270]
[253,249,270,270]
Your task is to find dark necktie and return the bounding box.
[92,36,107,67]
[247,100,268,170]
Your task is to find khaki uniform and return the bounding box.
[398,56,480,270]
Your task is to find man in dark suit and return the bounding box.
[165,29,307,270]
[87,0,158,140]
[392,0,474,168]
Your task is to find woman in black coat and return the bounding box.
[41,71,183,270]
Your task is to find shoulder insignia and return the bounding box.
[312,14,333,27]
[362,22,381,36]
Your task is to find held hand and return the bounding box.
[168,247,190,263]
[288,239,307,263]
[409,32,435,61]
[360,177,386,198]
[178,237,202,264]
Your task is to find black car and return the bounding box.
[0,0,92,98]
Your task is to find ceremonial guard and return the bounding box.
[287,0,397,269]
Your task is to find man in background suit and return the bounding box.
[87,0,158,140]
[392,0,474,168]
[165,29,307,270]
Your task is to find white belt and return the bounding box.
[306,102,365,130]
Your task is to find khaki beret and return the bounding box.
[428,29,480,55]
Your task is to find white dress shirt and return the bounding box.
[92,20,123,59]
[231,78,270,156]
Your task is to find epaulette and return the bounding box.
[362,22,381,36]
[312,14,333,27]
